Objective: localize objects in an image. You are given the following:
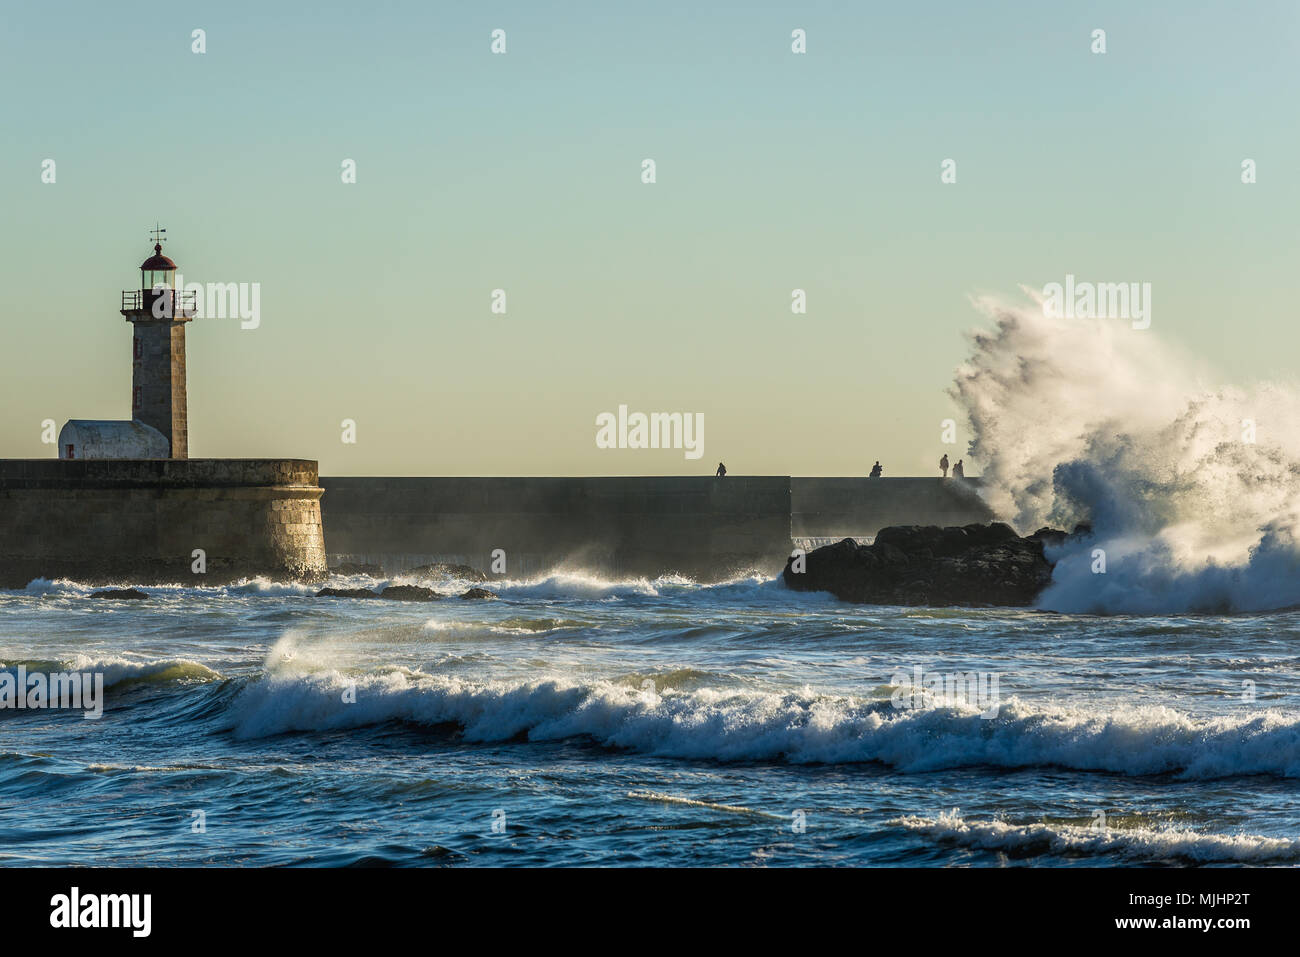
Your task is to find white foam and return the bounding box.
[5,571,792,608]
[62,654,221,687]
[422,618,573,637]
[626,790,784,819]
[10,577,319,599]
[483,570,783,603]
[221,667,1300,778]
[0,653,219,688]
[955,292,1300,613]
[488,572,667,601]
[896,809,1300,863]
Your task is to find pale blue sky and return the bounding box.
[1,1,1296,474]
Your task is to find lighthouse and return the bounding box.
[21,230,329,585]
[58,229,197,459]
[121,230,195,457]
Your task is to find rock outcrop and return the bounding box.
[458,587,498,600]
[316,587,380,599]
[783,523,1059,606]
[89,588,150,600]
[377,585,440,602]
[316,584,475,601]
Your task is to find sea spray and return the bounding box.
[952,290,1300,613]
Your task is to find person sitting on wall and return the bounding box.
[869,461,883,477]
[952,459,965,479]
[939,453,950,477]
[716,462,727,477]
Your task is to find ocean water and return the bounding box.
[3,570,1298,868]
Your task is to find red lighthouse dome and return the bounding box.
[140,242,177,290]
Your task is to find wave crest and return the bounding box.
[1,654,220,688]
[222,667,1300,778]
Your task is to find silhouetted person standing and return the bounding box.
[939,453,949,477]
[716,462,726,477]
[869,461,882,478]
[952,459,964,479]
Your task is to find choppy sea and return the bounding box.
[2,571,1297,867]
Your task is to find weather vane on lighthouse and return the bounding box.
[149,224,167,250]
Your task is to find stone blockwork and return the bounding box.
[131,320,188,458]
[0,459,326,587]
[320,476,793,581]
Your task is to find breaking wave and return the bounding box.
[9,577,320,599]
[486,571,778,603]
[3,572,789,608]
[219,665,1300,779]
[0,654,220,688]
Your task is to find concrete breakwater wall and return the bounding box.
[791,477,995,539]
[0,459,327,587]
[320,476,794,581]
[319,475,1000,581]
[0,470,1002,587]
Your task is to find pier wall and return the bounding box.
[0,459,327,587]
[319,476,793,581]
[318,475,1001,580]
[0,468,1002,588]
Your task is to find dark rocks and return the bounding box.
[1028,523,1092,549]
[316,584,456,601]
[783,522,1058,606]
[89,588,149,600]
[406,563,488,583]
[378,585,440,602]
[316,587,380,599]
[1029,527,1067,547]
[458,587,498,600]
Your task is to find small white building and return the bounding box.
[58,420,170,460]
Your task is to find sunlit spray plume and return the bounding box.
[951,288,1300,613]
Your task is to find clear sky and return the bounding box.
[1,1,1296,475]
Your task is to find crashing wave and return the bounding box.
[953,291,1300,613]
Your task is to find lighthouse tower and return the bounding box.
[118,229,195,458]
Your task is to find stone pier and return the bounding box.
[0,459,327,587]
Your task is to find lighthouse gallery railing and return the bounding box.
[121,289,199,316]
